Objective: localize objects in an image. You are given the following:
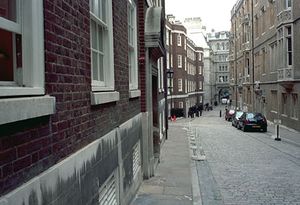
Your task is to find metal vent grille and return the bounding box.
[98,173,117,205]
[132,142,141,178]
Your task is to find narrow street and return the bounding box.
[180,107,300,205]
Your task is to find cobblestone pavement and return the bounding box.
[185,108,300,205]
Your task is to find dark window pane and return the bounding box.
[0,0,16,22]
[0,28,14,81]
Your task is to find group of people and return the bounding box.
[188,104,203,118]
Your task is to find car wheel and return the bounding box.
[242,126,246,132]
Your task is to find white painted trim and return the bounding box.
[0,0,45,95]
[129,89,141,98]
[22,0,45,88]
[90,0,115,91]
[171,30,187,36]
[0,17,21,34]
[0,87,44,97]
[0,96,56,125]
[91,91,120,105]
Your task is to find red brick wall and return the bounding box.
[0,0,140,196]
[138,1,146,112]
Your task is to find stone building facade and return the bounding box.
[166,15,204,117]
[0,0,166,204]
[207,31,231,103]
[230,0,300,131]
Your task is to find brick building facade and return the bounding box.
[230,0,300,131]
[0,0,166,204]
[166,15,204,117]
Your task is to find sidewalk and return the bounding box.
[267,121,300,146]
[131,124,193,205]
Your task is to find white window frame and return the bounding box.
[128,0,140,99]
[166,52,170,68]
[285,25,292,66]
[178,78,182,92]
[199,81,203,90]
[90,0,119,105]
[0,0,55,125]
[0,1,45,96]
[166,28,169,46]
[285,0,291,9]
[157,57,164,92]
[177,34,181,46]
[178,55,182,68]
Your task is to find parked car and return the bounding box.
[237,112,267,132]
[231,111,244,127]
[225,109,235,121]
[221,98,228,104]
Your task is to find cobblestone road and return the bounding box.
[187,109,300,205]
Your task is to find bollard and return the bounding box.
[275,124,281,141]
[219,110,222,117]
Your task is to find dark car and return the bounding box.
[237,112,267,132]
[225,109,235,121]
[231,111,244,127]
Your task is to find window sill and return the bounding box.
[0,95,56,125]
[0,87,44,97]
[129,90,141,99]
[91,91,120,105]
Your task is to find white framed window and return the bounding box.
[0,0,55,125]
[177,34,181,46]
[170,54,173,67]
[286,25,292,66]
[0,0,45,96]
[157,57,164,92]
[90,0,120,104]
[166,52,170,68]
[178,78,182,92]
[199,81,203,90]
[128,0,138,91]
[199,65,202,75]
[285,0,291,8]
[166,28,169,45]
[178,55,182,68]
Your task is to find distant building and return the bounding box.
[230,0,300,131]
[207,31,231,103]
[183,17,214,105]
[166,15,204,117]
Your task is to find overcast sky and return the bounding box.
[165,0,238,32]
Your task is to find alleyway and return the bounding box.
[133,106,300,205]
[189,106,300,205]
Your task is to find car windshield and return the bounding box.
[236,111,243,118]
[246,113,255,119]
[254,113,264,120]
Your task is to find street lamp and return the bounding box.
[166,68,174,118]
